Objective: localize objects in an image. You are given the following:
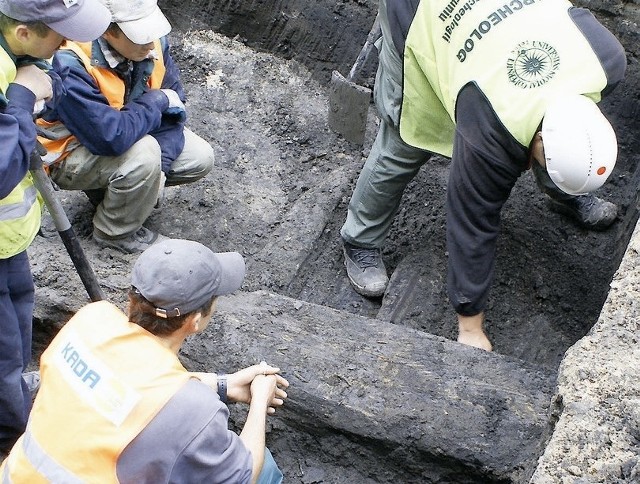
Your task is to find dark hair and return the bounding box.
[127,287,217,336]
[105,22,122,36]
[0,13,50,38]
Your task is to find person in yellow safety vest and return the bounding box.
[37,0,215,254]
[1,238,289,483]
[0,0,110,457]
[340,0,626,351]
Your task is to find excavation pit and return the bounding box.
[27,0,640,481]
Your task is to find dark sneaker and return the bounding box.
[547,194,617,230]
[93,227,167,254]
[343,242,389,298]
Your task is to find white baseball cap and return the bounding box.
[541,94,617,195]
[99,0,171,45]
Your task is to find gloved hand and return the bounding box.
[160,88,186,122]
[33,99,46,115]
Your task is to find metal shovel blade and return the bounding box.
[328,70,372,145]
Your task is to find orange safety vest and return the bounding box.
[38,40,166,164]
[0,301,191,483]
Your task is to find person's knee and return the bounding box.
[121,137,162,180]
[131,136,162,165]
[166,136,214,185]
[189,137,215,176]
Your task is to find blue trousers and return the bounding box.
[257,447,283,484]
[0,251,34,451]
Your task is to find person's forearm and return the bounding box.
[189,371,217,387]
[150,122,185,172]
[239,402,267,484]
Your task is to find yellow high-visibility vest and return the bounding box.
[400,0,606,155]
[0,45,42,259]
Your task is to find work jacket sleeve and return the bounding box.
[150,39,186,172]
[45,52,170,157]
[170,402,254,483]
[446,83,528,316]
[571,8,626,97]
[0,83,37,198]
[117,380,253,483]
[159,38,184,96]
[149,120,185,173]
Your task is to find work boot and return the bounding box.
[547,194,618,230]
[93,227,167,254]
[343,241,389,298]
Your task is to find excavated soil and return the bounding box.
[25,1,640,481]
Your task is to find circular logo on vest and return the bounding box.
[507,40,559,89]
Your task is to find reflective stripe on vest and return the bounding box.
[400,0,606,154]
[1,301,191,482]
[0,181,40,256]
[38,40,166,163]
[0,173,42,259]
[0,184,37,221]
[0,430,83,484]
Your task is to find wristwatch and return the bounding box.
[216,374,228,403]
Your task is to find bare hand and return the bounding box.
[229,361,289,413]
[13,65,53,102]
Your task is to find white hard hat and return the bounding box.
[541,94,617,195]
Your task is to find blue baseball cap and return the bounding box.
[131,239,246,318]
[0,0,111,42]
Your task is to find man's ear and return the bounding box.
[13,24,31,44]
[187,312,203,333]
[530,131,546,168]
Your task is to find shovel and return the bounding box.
[30,142,105,302]
[328,15,382,145]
